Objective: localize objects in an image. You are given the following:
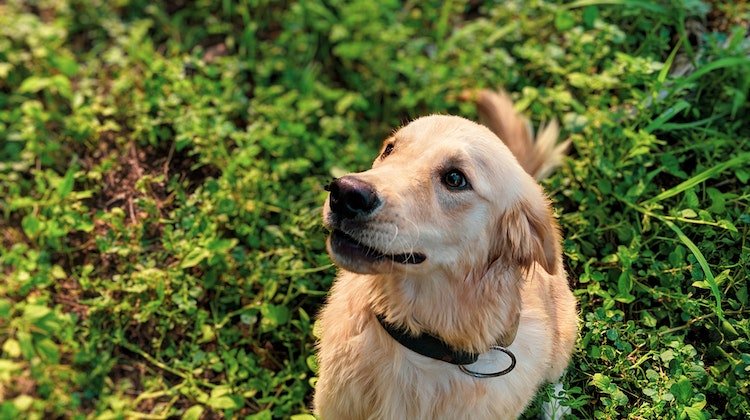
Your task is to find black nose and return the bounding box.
[327,176,380,218]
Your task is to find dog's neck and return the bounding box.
[365,264,523,354]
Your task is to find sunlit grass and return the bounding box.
[0,1,748,418]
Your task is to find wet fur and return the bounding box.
[314,91,578,419]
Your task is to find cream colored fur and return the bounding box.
[314,93,578,419]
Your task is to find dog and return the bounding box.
[313,90,578,419]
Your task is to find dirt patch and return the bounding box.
[85,132,172,225]
[0,219,27,249]
[53,277,88,319]
[706,1,750,33]
[51,131,220,320]
[80,131,220,224]
[0,371,37,402]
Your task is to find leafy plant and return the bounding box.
[0,0,748,418]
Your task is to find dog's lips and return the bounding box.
[328,229,426,265]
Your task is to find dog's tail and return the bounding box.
[462,89,570,180]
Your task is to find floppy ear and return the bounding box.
[496,194,562,275]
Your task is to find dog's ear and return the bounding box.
[496,194,561,275]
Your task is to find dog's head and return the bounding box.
[323,115,560,279]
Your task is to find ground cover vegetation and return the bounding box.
[0,0,748,418]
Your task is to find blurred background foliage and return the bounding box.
[0,0,748,418]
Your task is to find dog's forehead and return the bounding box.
[396,115,491,146]
[393,115,515,171]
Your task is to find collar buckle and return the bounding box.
[458,346,516,378]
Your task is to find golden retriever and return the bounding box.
[313,90,578,419]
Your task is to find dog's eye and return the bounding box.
[442,169,470,190]
[380,143,394,159]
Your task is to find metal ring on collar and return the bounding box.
[458,346,516,378]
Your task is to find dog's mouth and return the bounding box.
[328,229,426,265]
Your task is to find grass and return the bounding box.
[0,0,748,418]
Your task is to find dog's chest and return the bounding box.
[324,322,543,420]
[315,276,556,419]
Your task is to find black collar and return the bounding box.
[376,314,479,365]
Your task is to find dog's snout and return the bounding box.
[328,176,380,218]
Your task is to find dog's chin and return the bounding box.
[326,229,426,274]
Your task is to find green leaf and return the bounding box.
[582,6,598,28]
[658,38,682,84]
[21,214,41,238]
[50,54,79,77]
[2,339,21,358]
[644,153,750,204]
[641,311,656,328]
[181,247,210,268]
[35,338,60,363]
[683,407,707,420]
[662,219,724,321]
[49,74,73,99]
[13,395,34,411]
[260,304,290,331]
[17,332,34,360]
[245,410,272,420]
[199,324,216,343]
[721,319,738,338]
[0,62,12,79]
[306,354,319,373]
[684,190,699,207]
[672,56,750,92]
[660,349,675,363]
[679,209,697,218]
[611,389,629,406]
[18,76,51,93]
[590,373,611,390]
[206,238,238,252]
[644,100,690,133]
[670,377,692,404]
[554,10,576,31]
[563,0,668,14]
[51,265,67,279]
[206,387,242,410]
[206,395,240,410]
[691,280,709,290]
[737,285,748,305]
[615,271,635,303]
[707,188,726,214]
[57,166,76,199]
[182,405,204,420]
[0,359,23,373]
[23,304,51,322]
[0,299,12,319]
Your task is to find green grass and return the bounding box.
[0,0,748,418]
